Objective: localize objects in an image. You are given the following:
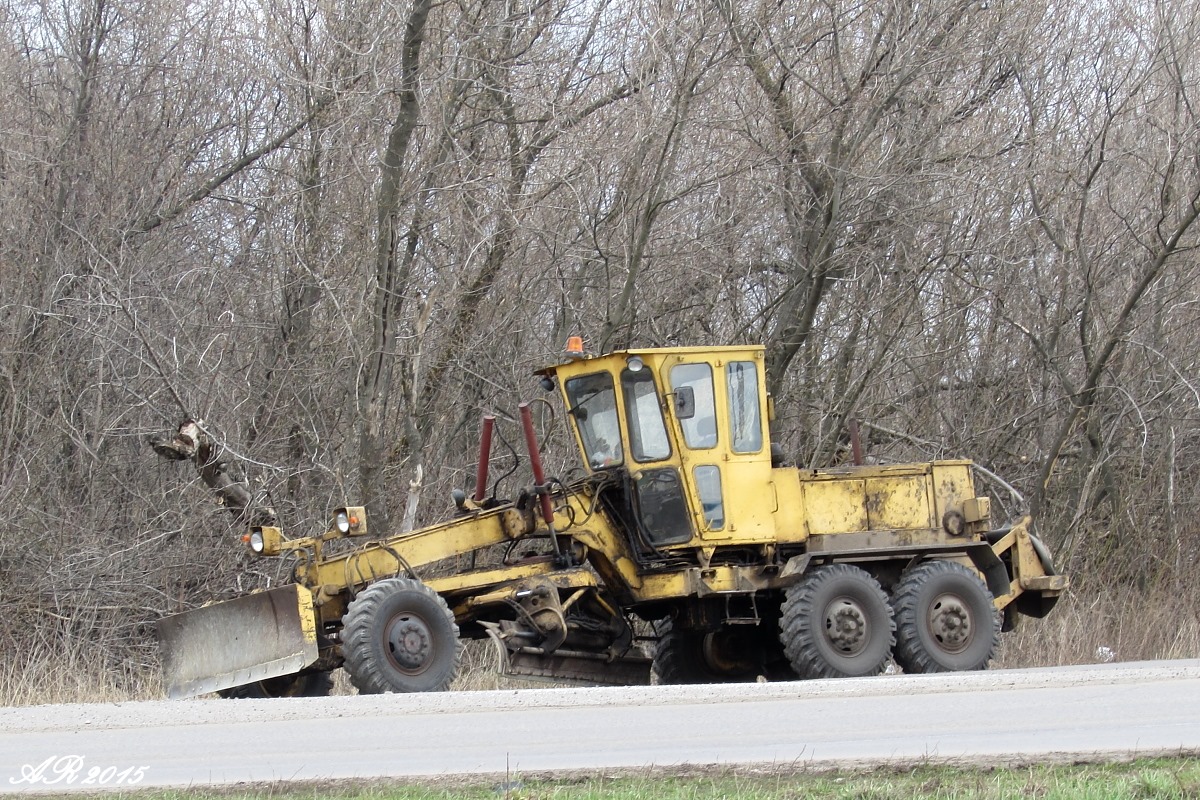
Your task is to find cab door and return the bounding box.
[618,366,694,547]
[666,357,773,541]
[665,362,725,536]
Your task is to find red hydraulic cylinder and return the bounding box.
[519,402,555,525]
[473,415,495,503]
[848,418,865,466]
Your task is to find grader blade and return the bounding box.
[158,584,319,700]
[485,626,652,686]
[499,647,653,686]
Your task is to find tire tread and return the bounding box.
[891,560,999,674]
[779,564,894,680]
[342,577,461,694]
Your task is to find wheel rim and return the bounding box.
[385,611,434,674]
[927,592,973,654]
[824,596,869,656]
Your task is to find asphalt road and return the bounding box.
[3,660,1200,794]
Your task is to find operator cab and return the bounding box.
[541,344,775,554]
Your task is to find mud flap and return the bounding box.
[964,542,1013,600]
[158,584,319,700]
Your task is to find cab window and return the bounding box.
[565,373,623,469]
[669,363,717,449]
[634,468,693,545]
[693,465,725,530]
[727,361,763,453]
[620,368,671,462]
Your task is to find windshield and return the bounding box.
[621,368,671,462]
[565,372,623,469]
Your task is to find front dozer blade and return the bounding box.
[158,584,319,700]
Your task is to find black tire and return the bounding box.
[891,560,999,673]
[218,671,333,699]
[779,564,895,680]
[342,578,462,693]
[652,622,761,684]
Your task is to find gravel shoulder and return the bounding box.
[4,659,1200,734]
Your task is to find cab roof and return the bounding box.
[535,344,765,376]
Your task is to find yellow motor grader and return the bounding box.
[157,343,1067,699]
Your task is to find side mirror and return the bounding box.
[673,386,696,420]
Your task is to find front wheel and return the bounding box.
[779,564,894,679]
[891,560,999,673]
[342,578,462,693]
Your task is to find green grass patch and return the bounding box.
[16,758,1200,800]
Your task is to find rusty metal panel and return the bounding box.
[864,475,933,530]
[931,462,975,517]
[802,479,868,534]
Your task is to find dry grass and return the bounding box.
[0,639,162,707]
[994,578,1200,669]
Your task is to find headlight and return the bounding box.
[243,526,281,555]
[334,507,367,536]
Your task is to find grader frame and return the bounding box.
[157,343,1067,698]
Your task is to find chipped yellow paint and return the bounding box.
[864,475,933,530]
[295,583,318,646]
[802,479,869,534]
[932,462,975,520]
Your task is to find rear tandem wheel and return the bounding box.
[891,560,999,673]
[779,564,895,679]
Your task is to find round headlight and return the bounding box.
[335,510,350,534]
[249,530,265,553]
